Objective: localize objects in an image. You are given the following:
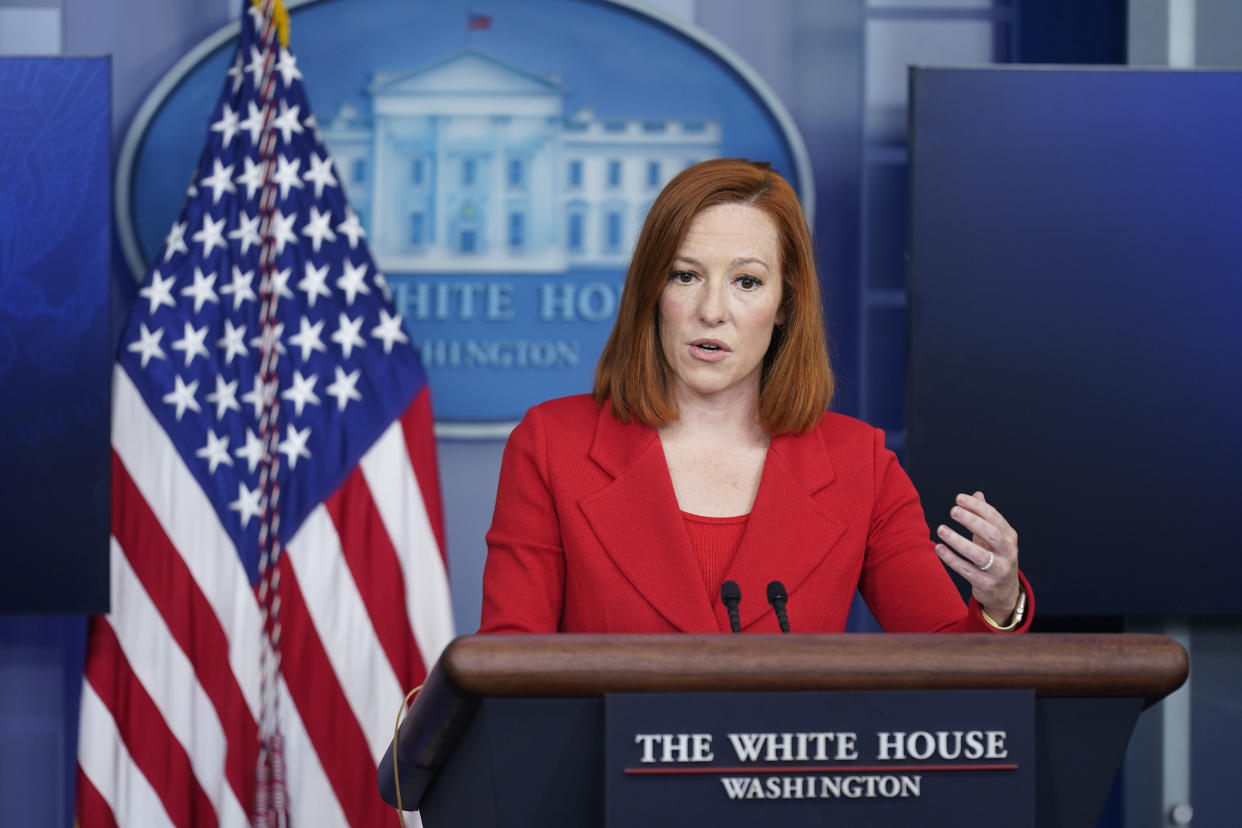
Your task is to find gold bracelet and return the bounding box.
[982,588,1027,631]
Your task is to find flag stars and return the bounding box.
[119,9,444,585]
[228,212,262,256]
[227,54,245,94]
[331,312,366,359]
[278,424,312,470]
[275,48,302,86]
[217,318,249,365]
[196,429,233,474]
[229,480,264,529]
[199,158,236,203]
[288,317,327,362]
[301,206,336,253]
[127,323,166,369]
[139,270,177,314]
[270,209,298,254]
[297,261,332,308]
[282,370,321,416]
[303,112,323,143]
[326,366,363,411]
[302,154,337,198]
[235,428,266,474]
[162,375,201,421]
[221,266,257,310]
[163,221,188,261]
[192,214,228,258]
[250,321,287,356]
[372,309,410,354]
[272,100,305,144]
[261,266,294,301]
[239,100,266,145]
[211,103,241,148]
[236,156,267,199]
[180,267,220,313]
[374,271,392,302]
[336,259,370,305]
[245,45,266,88]
[205,375,241,420]
[242,372,276,418]
[245,2,266,31]
[171,321,211,366]
[273,154,304,200]
[336,208,365,249]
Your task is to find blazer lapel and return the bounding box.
[578,406,719,632]
[725,426,846,630]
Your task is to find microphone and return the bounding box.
[721,580,742,633]
[766,580,790,633]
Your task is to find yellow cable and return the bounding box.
[392,684,424,825]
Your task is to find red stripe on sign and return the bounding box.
[400,387,447,556]
[76,765,121,828]
[273,553,391,828]
[624,763,1021,775]
[110,451,258,812]
[84,619,219,828]
[324,467,428,689]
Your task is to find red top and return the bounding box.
[480,394,1033,634]
[682,512,749,599]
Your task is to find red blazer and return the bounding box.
[480,395,1033,634]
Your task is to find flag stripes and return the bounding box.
[80,683,178,828]
[88,372,448,826]
[80,4,453,823]
[110,455,259,811]
[361,406,455,671]
[323,469,429,701]
[110,368,265,716]
[75,771,120,828]
[400,388,447,551]
[286,506,406,758]
[270,555,394,827]
[83,619,227,828]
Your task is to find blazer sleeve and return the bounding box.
[479,406,567,633]
[859,428,1033,634]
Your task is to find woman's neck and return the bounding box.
[657,387,771,517]
[661,378,765,441]
[658,382,769,450]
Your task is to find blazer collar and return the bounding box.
[727,428,845,629]
[579,405,845,632]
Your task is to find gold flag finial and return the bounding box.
[250,0,291,47]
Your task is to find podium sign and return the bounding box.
[606,690,1034,828]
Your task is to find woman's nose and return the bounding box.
[697,280,727,324]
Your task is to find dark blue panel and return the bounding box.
[0,57,111,613]
[867,306,908,434]
[866,162,909,292]
[1016,0,1126,64]
[907,68,1242,615]
[0,616,87,828]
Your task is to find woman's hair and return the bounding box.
[592,158,833,434]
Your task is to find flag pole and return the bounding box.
[249,0,290,825]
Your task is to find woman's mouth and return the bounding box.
[692,340,729,352]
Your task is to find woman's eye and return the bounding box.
[735,275,761,290]
[670,270,696,284]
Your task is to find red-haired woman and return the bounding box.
[480,159,1031,634]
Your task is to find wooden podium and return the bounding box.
[378,634,1187,827]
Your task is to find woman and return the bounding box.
[480,159,1031,634]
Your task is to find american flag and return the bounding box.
[77,2,454,826]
